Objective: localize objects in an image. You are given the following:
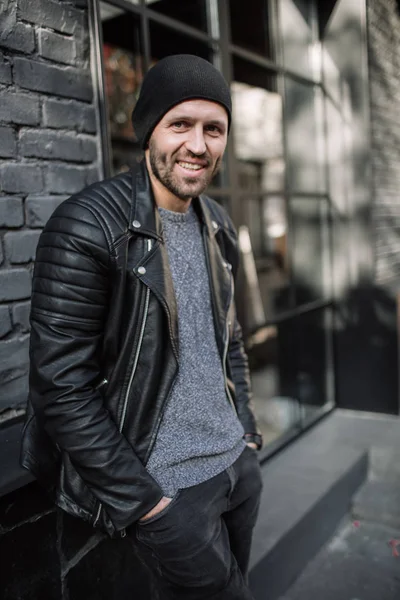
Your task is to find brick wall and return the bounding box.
[367,0,400,288]
[0,0,101,421]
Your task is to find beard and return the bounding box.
[148,139,221,201]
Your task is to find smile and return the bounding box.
[177,161,205,171]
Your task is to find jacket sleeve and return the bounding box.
[29,199,163,531]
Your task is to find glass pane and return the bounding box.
[247,322,301,446]
[145,0,209,32]
[149,21,211,61]
[284,78,325,192]
[236,199,290,333]
[247,307,331,448]
[292,308,331,419]
[326,99,347,214]
[229,0,273,59]
[290,196,330,305]
[322,46,341,105]
[232,58,285,192]
[101,3,144,173]
[279,0,317,79]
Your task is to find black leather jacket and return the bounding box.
[20,161,259,537]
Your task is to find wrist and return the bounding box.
[243,433,263,450]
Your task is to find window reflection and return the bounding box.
[145,0,209,32]
[101,2,144,173]
[248,308,331,445]
[279,0,316,79]
[232,58,285,193]
[229,0,273,58]
[238,196,289,324]
[149,21,211,61]
[284,78,325,193]
[248,322,300,446]
[291,196,330,305]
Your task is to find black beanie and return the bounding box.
[131,54,232,149]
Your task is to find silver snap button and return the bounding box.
[137,266,146,275]
[212,220,218,230]
[132,220,141,228]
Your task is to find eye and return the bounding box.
[205,124,222,135]
[171,121,189,130]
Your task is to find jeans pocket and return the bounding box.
[138,490,182,527]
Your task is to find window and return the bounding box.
[100,3,144,173]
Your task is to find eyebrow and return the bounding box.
[166,115,227,129]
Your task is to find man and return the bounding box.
[21,54,263,599]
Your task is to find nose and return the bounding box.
[185,124,207,156]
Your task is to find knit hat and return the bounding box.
[131,54,232,148]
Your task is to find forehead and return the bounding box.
[162,99,228,124]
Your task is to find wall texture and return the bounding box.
[367,0,400,289]
[0,0,100,421]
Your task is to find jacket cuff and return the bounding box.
[243,433,263,450]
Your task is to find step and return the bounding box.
[249,423,369,600]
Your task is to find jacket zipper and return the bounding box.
[93,238,153,530]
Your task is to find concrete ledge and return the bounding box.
[249,425,369,600]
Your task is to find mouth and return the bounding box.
[176,160,208,176]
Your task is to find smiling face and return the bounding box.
[145,99,228,211]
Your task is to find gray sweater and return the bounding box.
[145,204,245,496]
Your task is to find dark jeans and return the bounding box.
[128,446,262,599]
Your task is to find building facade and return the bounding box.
[0,0,399,597]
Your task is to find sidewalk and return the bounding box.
[249,409,400,600]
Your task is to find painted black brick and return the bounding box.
[0,269,32,301]
[25,195,66,227]
[14,57,92,102]
[0,21,35,54]
[39,28,76,65]
[0,197,24,228]
[0,163,44,194]
[66,535,154,600]
[0,513,61,600]
[18,0,83,35]
[12,301,31,332]
[43,97,96,132]
[0,336,30,410]
[0,305,12,339]
[4,230,41,264]
[0,481,54,531]
[45,163,87,193]
[0,52,12,84]
[20,128,96,162]
[0,126,17,158]
[0,90,41,126]
[0,336,29,373]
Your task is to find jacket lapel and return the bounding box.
[197,196,233,357]
[128,162,179,360]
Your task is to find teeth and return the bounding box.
[179,162,203,171]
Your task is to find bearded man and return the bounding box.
[21,54,263,600]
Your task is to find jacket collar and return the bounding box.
[128,160,218,241]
